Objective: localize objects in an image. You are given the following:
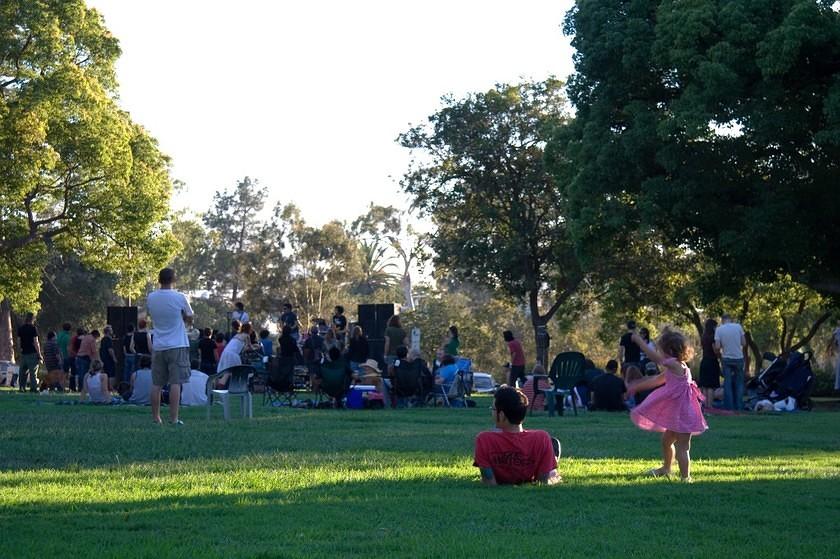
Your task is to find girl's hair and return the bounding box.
[702,319,717,343]
[240,323,252,335]
[388,315,401,328]
[449,325,459,338]
[352,325,363,338]
[90,359,104,373]
[640,327,650,341]
[503,330,514,342]
[657,329,694,362]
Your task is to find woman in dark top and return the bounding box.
[698,318,721,408]
[131,319,152,355]
[278,326,301,359]
[346,326,369,371]
[198,328,217,375]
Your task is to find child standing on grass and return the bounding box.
[626,329,707,482]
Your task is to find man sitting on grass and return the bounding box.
[474,386,561,485]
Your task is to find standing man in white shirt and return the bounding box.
[714,313,747,411]
[146,268,194,425]
[232,302,249,325]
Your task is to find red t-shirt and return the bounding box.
[508,339,526,367]
[473,430,556,484]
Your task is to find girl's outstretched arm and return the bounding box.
[627,372,666,395]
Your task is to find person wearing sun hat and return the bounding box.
[358,358,389,405]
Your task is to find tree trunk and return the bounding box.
[0,299,14,363]
[744,331,762,376]
[789,311,832,353]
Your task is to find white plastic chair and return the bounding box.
[207,365,254,420]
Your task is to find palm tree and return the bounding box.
[353,239,399,296]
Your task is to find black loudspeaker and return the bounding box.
[106,306,138,339]
[367,339,385,366]
[357,303,399,339]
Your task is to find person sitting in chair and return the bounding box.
[474,385,562,485]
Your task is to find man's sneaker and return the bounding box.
[170,419,184,426]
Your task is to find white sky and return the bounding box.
[88,0,575,226]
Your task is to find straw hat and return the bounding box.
[361,359,382,373]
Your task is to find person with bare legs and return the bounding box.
[625,328,707,482]
[146,268,194,425]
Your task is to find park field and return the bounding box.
[1,390,839,558]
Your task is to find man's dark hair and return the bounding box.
[627,320,636,330]
[158,268,175,284]
[47,331,56,340]
[449,325,458,338]
[441,354,456,366]
[62,322,71,331]
[328,346,341,361]
[334,305,344,314]
[24,312,34,322]
[494,386,529,425]
[283,302,292,310]
[235,302,244,310]
[605,359,618,373]
[396,345,408,359]
[91,330,100,338]
[259,329,269,339]
[503,330,514,342]
[203,327,212,337]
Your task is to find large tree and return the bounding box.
[559,0,840,298]
[399,80,583,364]
[0,1,177,360]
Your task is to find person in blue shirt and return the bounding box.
[434,355,459,385]
[259,329,273,358]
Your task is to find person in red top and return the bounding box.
[474,385,561,485]
[503,330,526,386]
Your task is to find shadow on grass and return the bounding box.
[0,475,838,558]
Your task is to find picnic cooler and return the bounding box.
[347,385,376,409]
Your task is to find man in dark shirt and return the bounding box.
[197,328,217,375]
[332,306,348,345]
[16,313,42,392]
[280,303,300,341]
[618,320,641,369]
[589,360,628,411]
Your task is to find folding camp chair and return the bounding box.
[428,358,472,408]
[264,356,297,407]
[314,359,352,408]
[540,352,585,417]
[207,365,255,420]
[393,360,424,407]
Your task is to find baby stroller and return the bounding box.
[749,351,815,411]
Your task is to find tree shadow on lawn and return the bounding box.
[1,475,838,559]
[2,393,839,471]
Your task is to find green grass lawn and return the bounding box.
[1,389,839,558]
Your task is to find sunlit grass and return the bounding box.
[1,389,838,558]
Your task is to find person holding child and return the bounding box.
[625,329,707,482]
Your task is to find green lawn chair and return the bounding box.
[540,352,585,417]
[315,358,352,408]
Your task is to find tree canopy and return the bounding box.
[0,0,177,359]
[558,0,840,297]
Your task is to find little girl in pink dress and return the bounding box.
[626,329,707,482]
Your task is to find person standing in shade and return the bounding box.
[280,303,300,342]
[698,319,721,410]
[443,325,460,357]
[383,315,408,367]
[145,268,194,425]
[828,322,840,392]
[197,328,217,375]
[131,319,152,360]
[76,329,100,383]
[714,313,747,411]
[16,313,42,392]
[503,330,526,387]
[122,323,137,378]
[231,301,249,325]
[332,306,348,346]
[56,323,73,384]
[100,325,117,389]
[618,320,641,372]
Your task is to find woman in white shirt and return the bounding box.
[80,360,111,404]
